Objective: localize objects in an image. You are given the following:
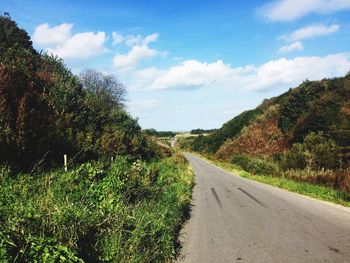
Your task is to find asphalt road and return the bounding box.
[177,153,350,263]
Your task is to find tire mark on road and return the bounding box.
[211,188,222,208]
[238,187,266,208]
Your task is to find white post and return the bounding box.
[64,154,67,172]
[111,156,114,162]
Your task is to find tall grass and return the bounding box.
[0,153,194,262]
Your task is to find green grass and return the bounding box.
[0,153,194,262]
[194,153,350,207]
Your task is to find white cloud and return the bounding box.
[127,53,350,91]
[280,24,340,42]
[113,33,164,71]
[279,41,304,53]
[32,23,72,46]
[33,23,108,60]
[124,35,143,47]
[112,32,124,46]
[259,0,350,22]
[47,31,107,59]
[127,67,165,90]
[121,33,158,47]
[143,33,159,45]
[114,45,158,70]
[150,60,238,90]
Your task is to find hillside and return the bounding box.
[182,108,262,153]
[179,74,350,193]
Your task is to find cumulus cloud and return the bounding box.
[259,0,350,22]
[127,67,165,90]
[128,53,350,91]
[32,23,73,46]
[113,33,164,71]
[279,41,304,53]
[279,24,340,42]
[248,54,350,90]
[32,23,107,60]
[47,32,107,59]
[150,60,240,90]
[114,45,158,70]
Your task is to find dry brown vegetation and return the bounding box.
[216,118,288,160]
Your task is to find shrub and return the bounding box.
[282,168,350,193]
[231,155,250,169]
[334,168,350,193]
[282,168,334,187]
[0,164,12,182]
[281,132,340,171]
[280,143,307,170]
[231,155,279,176]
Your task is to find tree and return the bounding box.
[0,13,36,54]
[79,69,125,110]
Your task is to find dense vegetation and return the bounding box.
[0,14,156,171]
[0,14,194,262]
[0,154,194,262]
[190,128,217,135]
[143,129,176,138]
[179,75,350,194]
[182,109,262,153]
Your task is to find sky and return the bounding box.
[2,0,350,131]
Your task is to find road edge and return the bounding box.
[186,152,350,213]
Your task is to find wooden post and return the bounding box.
[64,154,67,172]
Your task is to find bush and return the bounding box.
[281,132,339,170]
[281,167,350,194]
[0,164,12,182]
[334,168,350,193]
[231,155,279,175]
[231,155,250,169]
[280,143,307,170]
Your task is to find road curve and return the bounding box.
[177,153,350,263]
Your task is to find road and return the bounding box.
[177,153,350,263]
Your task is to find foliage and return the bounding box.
[0,154,194,262]
[143,129,176,138]
[216,118,287,160]
[230,155,279,176]
[185,108,262,154]
[190,128,217,134]
[0,15,159,170]
[278,81,325,132]
[0,13,36,55]
[280,167,350,194]
[281,132,339,171]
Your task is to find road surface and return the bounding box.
[177,153,350,263]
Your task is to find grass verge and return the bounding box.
[192,153,350,207]
[0,153,195,262]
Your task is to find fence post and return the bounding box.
[64,154,67,172]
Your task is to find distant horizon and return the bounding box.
[4,0,350,130]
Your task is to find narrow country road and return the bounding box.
[177,153,350,263]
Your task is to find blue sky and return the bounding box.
[2,0,350,130]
